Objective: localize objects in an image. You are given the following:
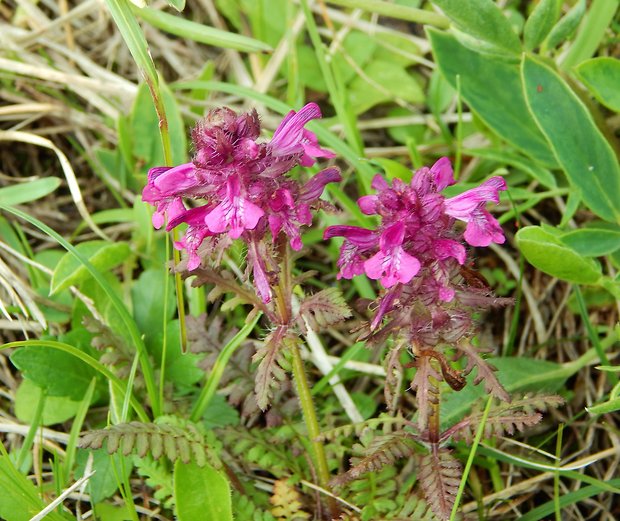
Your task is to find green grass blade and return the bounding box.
[136,6,272,53]
[325,0,448,26]
[63,378,97,481]
[104,0,158,86]
[450,396,493,520]
[518,478,620,521]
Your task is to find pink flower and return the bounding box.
[363,222,421,288]
[444,177,507,247]
[270,103,335,165]
[324,157,507,303]
[141,104,339,303]
[204,176,264,238]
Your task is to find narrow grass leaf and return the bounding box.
[136,7,272,53]
[105,0,158,86]
[560,0,618,69]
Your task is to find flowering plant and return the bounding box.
[143,103,340,304]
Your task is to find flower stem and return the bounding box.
[277,243,337,516]
[290,341,338,517]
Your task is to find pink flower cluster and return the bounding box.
[324,158,506,306]
[142,104,339,302]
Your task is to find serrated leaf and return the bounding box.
[431,0,521,54]
[575,57,620,112]
[51,240,130,294]
[253,326,291,410]
[522,56,620,223]
[174,460,233,521]
[516,226,602,283]
[524,0,560,51]
[298,288,352,331]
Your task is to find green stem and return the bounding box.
[149,83,189,355]
[290,342,337,516]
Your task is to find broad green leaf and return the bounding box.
[174,460,233,521]
[348,59,424,114]
[430,0,521,54]
[15,379,81,426]
[522,56,620,223]
[524,0,560,51]
[51,240,131,294]
[560,224,620,257]
[544,0,585,51]
[0,456,67,521]
[428,30,557,166]
[575,57,620,112]
[11,345,98,400]
[516,226,602,284]
[136,6,271,53]
[442,357,570,428]
[0,178,60,205]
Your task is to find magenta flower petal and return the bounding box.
[363,223,421,288]
[444,176,507,219]
[371,174,389,191]
[463,208,505,247]
[299,167,341,203]
[299,130,336,166]
[270,103,322,157]
[324,225,378,248]
[434,238,466,265]
[430,157,455,191]
[152,163,197,193]
[336,242,367,280]
[204,177,264,238]
[364,248,420,288]
[358,195,379,215]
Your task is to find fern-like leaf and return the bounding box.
[456,341,509,402]
[133,456,174,508]
[332,433,417,487]
[391,493,440,521]
[443,394,564,443]
[253,325,294,410]
[79,421,219,467]
[317,414,417,443]
[270,479,311,520]
[417,448,462,521]
[297,287,352,332]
